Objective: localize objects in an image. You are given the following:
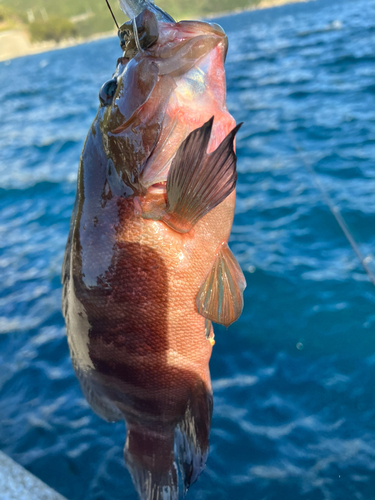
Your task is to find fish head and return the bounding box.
[96,7,233,197]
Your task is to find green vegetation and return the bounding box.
[28,16,77,42]
[0,4,23,30]
[0,0,261,42]
[159,0,261,19]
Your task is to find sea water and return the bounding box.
[1,0,375,498]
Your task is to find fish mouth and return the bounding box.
[118,7,163,59]
[117,7,227,62]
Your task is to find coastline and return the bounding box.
[206,0,313,19]
[0,0,312,63]
[0,29,118,63]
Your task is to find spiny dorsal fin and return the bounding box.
[196,242,246,328]
[162,118,242,233]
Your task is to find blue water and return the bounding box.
[1,0,375,498]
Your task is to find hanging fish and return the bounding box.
[61,1,246,498]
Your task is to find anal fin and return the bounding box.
[196,242,246,327]
[162,117,242,233]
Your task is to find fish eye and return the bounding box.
[99,78,117,106]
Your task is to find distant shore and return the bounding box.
[0,29,118,63]
[206,0,312,20]
[0,0,312,63]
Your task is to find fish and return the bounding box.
[61,2,246,499]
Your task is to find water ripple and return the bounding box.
[1,0,375,499]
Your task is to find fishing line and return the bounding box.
[288,127,375,288]
[132,18,144,54]
[105,0,119,29]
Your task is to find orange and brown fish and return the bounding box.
[61,2,246,499]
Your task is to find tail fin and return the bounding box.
[124,383,213,499]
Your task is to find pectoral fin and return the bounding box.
[196,242,246,327]
[162,117,242,233]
